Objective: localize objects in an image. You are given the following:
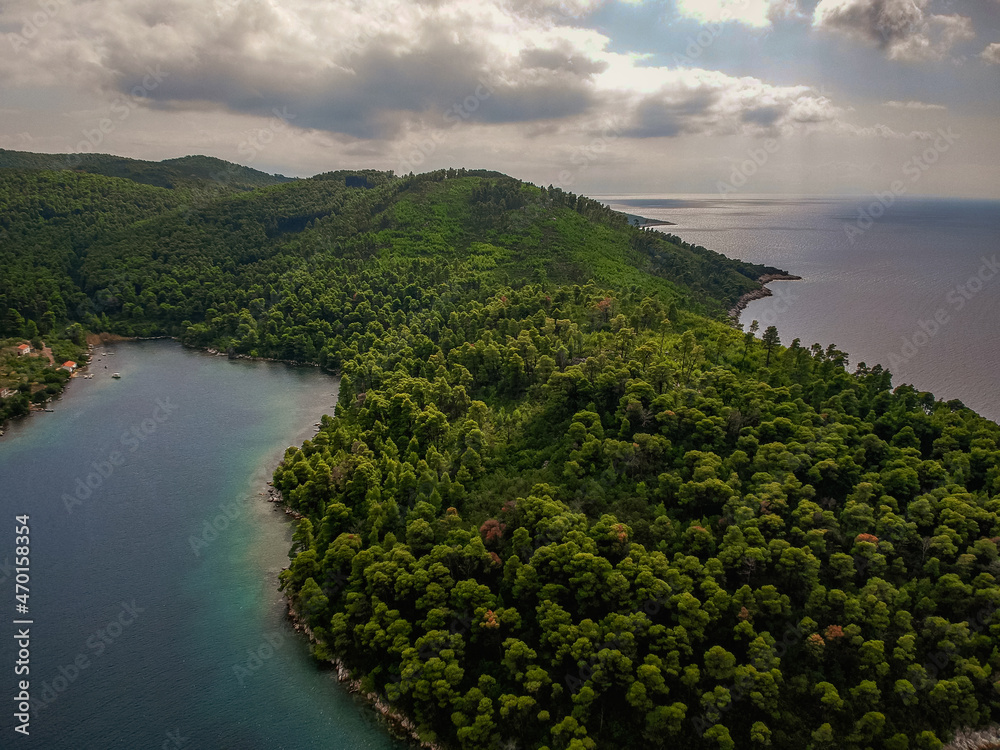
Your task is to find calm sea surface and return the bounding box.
[600,195,1000,423]
[0,341,407,749]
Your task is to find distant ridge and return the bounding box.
[0,149,293,191]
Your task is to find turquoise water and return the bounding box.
[0,341,408,749]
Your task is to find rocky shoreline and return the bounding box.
[269,479,438,748]
[264,484,305,520]
[284,600,441,749]
[729,273,802,321]
[84,332,171,345]
[206,346,320,367]
[943,727,1000,750]
[84,331,333,370]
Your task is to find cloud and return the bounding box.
[981,43,1000,64]
[834,122,932,138]
[883,100,946,110]
[674,0,803,28]
[1,0,616,139]
[507,0,608,19]
[812,0,974,61]
[0,0,914,151]
[606,64,847,138]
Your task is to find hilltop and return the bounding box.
[0,155,783,356]
[0,149,292,191]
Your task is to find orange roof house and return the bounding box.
[61,361,77,372]
[17,343,31,356]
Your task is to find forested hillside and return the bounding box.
[3,152,999,750]
[275,276,1000,750]
[0,149,292,190]
[0,161,778,352]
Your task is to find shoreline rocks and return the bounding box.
[729,273,802,321]
[944,727,1000,750]
[270,481,438,748]
[264,486,305,520]
[284,601,441,750]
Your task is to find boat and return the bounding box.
[111,372,121,379]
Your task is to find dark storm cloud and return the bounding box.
[622,92,720,138]
[815,0,924,49]
[812,0,974,60]
[30,0,602,139]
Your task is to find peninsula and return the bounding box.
[3,150,999,750]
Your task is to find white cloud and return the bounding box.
[812,0,973,61]
[0,0,857,144]
[834,122,932,138]
[981,43,1000,64]
[883,100,946,110]
[0,0,956,202]
[674,0,802,28]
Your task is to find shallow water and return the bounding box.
[0,340,407,749]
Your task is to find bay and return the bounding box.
[0,340,407,749]
[600,195,1000,423]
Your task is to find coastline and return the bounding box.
[89,332,326,368]
[943,727,1000,750]
[268,480,437,749]
[284,599,441,750]
[624,212,676,228]
[2,335,327,437]
[729,273,802,321]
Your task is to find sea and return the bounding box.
[0,341,407,749]
[599,195,1000,424]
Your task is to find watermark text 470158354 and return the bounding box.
[12,514,32,736]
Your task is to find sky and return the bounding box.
[0,0,998,197]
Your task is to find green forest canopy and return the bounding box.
[2,152,999,749]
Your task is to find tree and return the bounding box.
[676,331,703,385]
[762,325,780,367]
[742,320,759,367]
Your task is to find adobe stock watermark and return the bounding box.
[387,608,476,697]
[746,282,799,329]
[62,397,180,514]
[562,592,671,693]
[672,0,771,66]
[232,631,288,686]
[551,0,603,22]
[237,107,296,164]
[555,119,624,188]
[396,76,498,174]
[341,1,408,61]
[885,254,999,372]
[159,729,190,750]
[188,461,273,556]
[61,67,169,167]
[7,0,70,53]
[843,127,959,244]
[717,138,780,194]
[187,497,244,556]
[31,600,144,714]
[691,619,804,734]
